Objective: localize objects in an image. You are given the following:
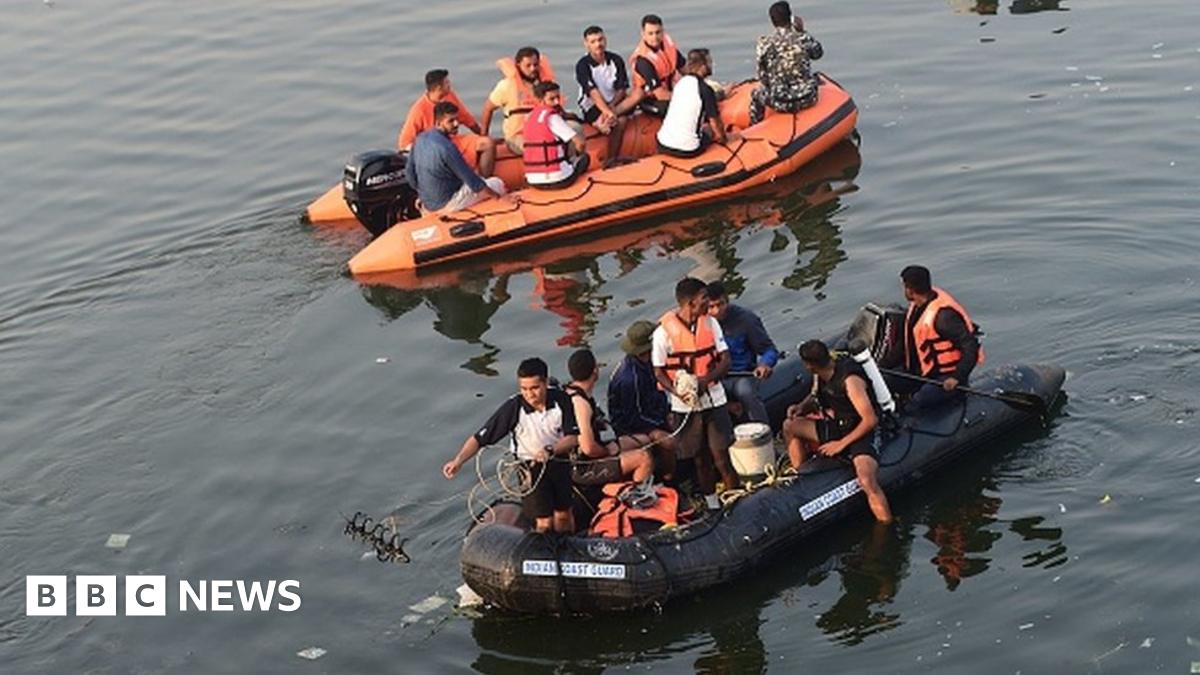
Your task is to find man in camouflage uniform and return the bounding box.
[750,1,824,125]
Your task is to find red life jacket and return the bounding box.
[658,310,717,385]
[589,482,680,538]
[522,104,568,174]
[905,287,986,377]
[629,33,681,95]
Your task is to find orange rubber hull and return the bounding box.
[347,78,857,275]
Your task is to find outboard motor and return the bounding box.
[846,302,906,370]
[342,150,420,237]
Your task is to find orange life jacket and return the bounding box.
[589,482,679,538]
[628,33,680,95]
[905,287,986,377]
[658,310,717,385]
[523,104,568,174]
[495,56,557,118]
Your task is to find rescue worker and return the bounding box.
[893,265,984,411]
[442,358,578,534]
[749,1,824,125]
[481,46,554,154]
[407,102,507,214]
[783,340,893,523]
[651,277,741,495]
[523,81,590,189]
[621,14,685,118]
[656,49,727,158]
[576,25,631,166]
[608,320,680,483]
[397,68,496,177]
[706,281,779,424]
[563,349,655,485]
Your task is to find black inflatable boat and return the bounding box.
[459,305,1066,614]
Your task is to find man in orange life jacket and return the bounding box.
[651,277,741,494]
[523,81,590,190]
[783,340,893,523]
[621,14,685,118]
[481,46,551,154]
[397,69,497,178]
[893,265,984,412]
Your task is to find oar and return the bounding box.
[879,368,1048,417]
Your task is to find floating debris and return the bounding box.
[105,533,130,549]
[375,357,390,364]
[1028,93,1048,99]
[1099,87,1110,93]
[1130,394,1148,402]
[981,37,996,44]
[1100,494,1113,505]
[296,647,326,661]
[1153,54,1164,60]
[1052,27,1068,34]
[1140,637,1155,649]
[1192,663,1200,674]
[1188,635,1200,647]
[1066,66,1079,71]
[1095,642,1127,662]
[1019,623,1035,631]
[409,595,447,614]
[1152,42,1165,50]
[1052,575,1062,582]
[1086,75,1104,81]
[1058,503,1067,513]
[400,614,423,627]
[882,121,898,128]
[456,583,483,608]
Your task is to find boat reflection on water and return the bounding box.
[359,140,862,362]
[460,423,1069,668]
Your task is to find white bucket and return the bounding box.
[729,422,775,479]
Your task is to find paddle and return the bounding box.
[879,368,1048,417]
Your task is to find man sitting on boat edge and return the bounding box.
[398,68,496,178]
[563,349,655,486]
[523,81,590,190]
[408,102,507,215]
[783,340,893,523]
[608,320,680,484]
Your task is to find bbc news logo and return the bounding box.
[26,576,301,616]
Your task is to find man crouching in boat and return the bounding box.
[443,357,579,534]
[783,340,893,523]
[563,349,655,486]
[409,102,507,215]
[652,277,741,495]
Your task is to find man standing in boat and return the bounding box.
[893,265,984,411]
[750,1,824,125]
[442,357,579,534]
[783,340,893,523]
[481,46,553,154]
[407,102,507,214]
[576,25,631,166]
[622,14,684,118]
[397,69,496,178]
[706,281,779,424]
[652,277,741,494]
[563,349,656,485]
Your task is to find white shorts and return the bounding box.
[440,176,506,214]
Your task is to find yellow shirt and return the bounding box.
[489,78,532,140]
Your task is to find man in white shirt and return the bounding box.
[656,49,728,158]
[652,277,741,494]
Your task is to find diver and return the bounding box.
[783,340,893,523]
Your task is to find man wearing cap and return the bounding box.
[607,320,678,482]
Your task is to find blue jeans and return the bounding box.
[722,377,769,424]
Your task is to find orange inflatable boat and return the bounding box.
[320,75,856,274]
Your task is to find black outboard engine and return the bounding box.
[846,302,906,370]
[342,150,420,237]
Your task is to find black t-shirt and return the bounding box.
[472,388,578,461]
[575,51,629,110]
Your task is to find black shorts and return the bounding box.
[669,405,733,460]
[571,454,623,485]
[816,418,877,460]
[522,459,573,520]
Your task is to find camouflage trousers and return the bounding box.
[749,84,818,125]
